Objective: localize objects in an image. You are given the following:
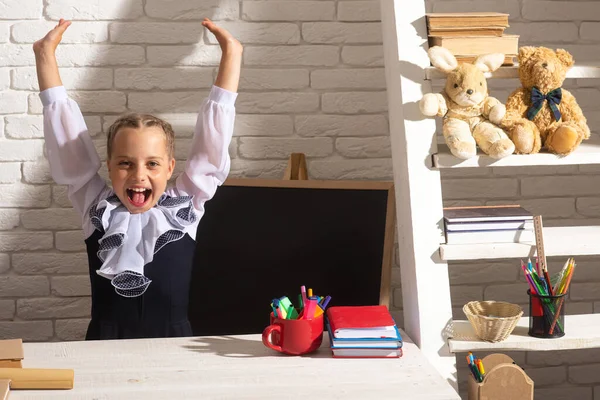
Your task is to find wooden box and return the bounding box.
[468,354,533,400]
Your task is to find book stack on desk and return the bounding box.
[325,305,402,358]
[426,12,517,65]
[443,205,534,245]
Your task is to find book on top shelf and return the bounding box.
[456,54,515,66]
[445,220,533,232]
[326,305,397,339]
[443,205,533,223]
[330,347,403,358]
[426,12,509,29]
[428,35,519,57]
[445,228,534,245]
[428,26,506,37]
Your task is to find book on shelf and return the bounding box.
[428,26,506,37]
[443,205,533,223]
[456,54,516,66]
[445,220,533,232]
[326,305,398,339]
[445,228,534,245]
[426,12,509,29]
[428,35,519,58]
[330,347,403,358]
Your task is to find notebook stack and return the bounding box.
[325,305,402,358]
[443,205,534,245]
[426,12,518,65]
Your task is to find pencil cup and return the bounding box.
[262,312,323,355]
[467,354,533,400]
[528,289,566,338]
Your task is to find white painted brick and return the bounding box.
[0,276,49,297]
[509,22,578,44]
[0,23,8,43]
[5,116,43,138]
[571,88,600,111]
[525,366,567,387]
[145,0,239,20]
[449,261,518,285]
[240,69,309,90]
[13,252,88,275]
[128,91,208,113]
[392,287,403,308]
[341,46,384,67]
[244,45,339,67]
[0,118,3,138]
[47,0,143,20]
[443,200,483,208]
[0,183,50,208]
[0,92,27,114]
[338,1,380,22]
[242,1,335,21]
[0,232,53,251]
[237,92,319,114]
[577,197,600,217]
[173,138,236,161]
[229,159,287,179]
[65,91,126,113]
[547,44,600,63]
[441,167,491,178]
[12,21,109,43]
[335,137,391,158]
[13,67,113,91]
[0,210,19,231]
[147,45,221,66]
[21,208,81,230]
[55,319,89,341]
[110,23,204,44]
[148,114,196,138]
[239,137,333,159]
[295,115,388,137]
[322,92,387,114]
[0,68,8,90]
[486,198,576,219]
[570,364,600,384]
[570,283,600,301]
[0,300,14,320]
[17,297,91,319]
[0,139,44,161]
[571,259,600,283]
[303,22,382,44]
[484,283,529,304]
[528,348,600,366]
[51,276,91,297]
[442,178,519,200]
[56,231,86,252]
[0,254,9,274]
[0,321,53,342]
[523,1,600,21]
[55,45,145,67]
[432,0,520,16]
[22,160,51,184]
[309,159,392,180]
[0,44,34,66]
[311,68,386,89]
[0,162,20,183]
[52,185,71,207]
[450,285,483,307]
[522,176,600,197]
[568,302,594,315]
[205,22,300,45]
[234,115,294,137]
[581,23,600,41]
[115,68,213,90]
[0,0,41,19]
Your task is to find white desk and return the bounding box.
[11,331,459,400]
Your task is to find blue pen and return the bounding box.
[321,296,331,309]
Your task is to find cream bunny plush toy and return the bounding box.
[420,46,515,159]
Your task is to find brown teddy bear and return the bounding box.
[420,46,514,159]
[503,46,590,155]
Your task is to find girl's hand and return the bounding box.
[33,19,71,55]
[202,18,243,55]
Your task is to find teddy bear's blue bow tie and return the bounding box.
[527,87,562,122]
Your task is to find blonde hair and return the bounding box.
[107,113,175,159]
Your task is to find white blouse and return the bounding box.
[42,85,237,297]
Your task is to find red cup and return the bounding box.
[262,312,323,355]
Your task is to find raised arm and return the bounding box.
[35,20,106,217]
[172,19,242,211]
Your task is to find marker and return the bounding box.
[476,359,485,375]
[308,288,313,298]
[321,296,331,309]
[270,302,279,318]
[303,299,317,320]
[298,293,303,309]
[301,286,308,307]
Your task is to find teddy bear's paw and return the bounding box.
[487,139,515,159]
[488,104,506,126]
[511,123,540,154]
[546,125,581,155]
[449,141,477,160]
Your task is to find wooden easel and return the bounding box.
[282,153,308,180]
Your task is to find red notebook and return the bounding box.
[326,305,398,339]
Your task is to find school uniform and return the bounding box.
[41,85,237,340]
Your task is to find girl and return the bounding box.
[33,19,242,340]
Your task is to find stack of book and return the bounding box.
[325,305,402,358]
[426,12,518,65]
[443,205,534,245]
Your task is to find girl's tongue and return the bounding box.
[127,189,151,207]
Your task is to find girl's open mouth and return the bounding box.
[126,188,152,208]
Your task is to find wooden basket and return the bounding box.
[463,301,523,342]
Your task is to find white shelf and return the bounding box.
[440,226,600,261]
[433,137,600,168]
[425,63,600,80]
[449,314,600,353]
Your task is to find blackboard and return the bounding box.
[188,178,396,336]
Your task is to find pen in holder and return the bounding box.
[467,353,533,400]
[528,289,566,338]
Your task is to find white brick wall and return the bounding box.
[1,1,599,399]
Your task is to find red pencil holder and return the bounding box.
[527,289,566,338]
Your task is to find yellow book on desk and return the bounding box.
[428,35,519,57]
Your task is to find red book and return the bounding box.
[326,305,398,339]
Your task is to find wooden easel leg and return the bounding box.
[0,379,10,400]
[283,153,308,180]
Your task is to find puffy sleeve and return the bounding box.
[42,86,107,217]
[169,85,237,213]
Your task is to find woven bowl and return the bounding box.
[463,301,523,342]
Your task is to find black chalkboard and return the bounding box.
[188,179,395,336]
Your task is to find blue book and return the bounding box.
[327,323,403,349]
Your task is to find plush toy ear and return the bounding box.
[556,48,574,68]
[427,46,458,74]
[518,46,536,64]
[473,53,505,72]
